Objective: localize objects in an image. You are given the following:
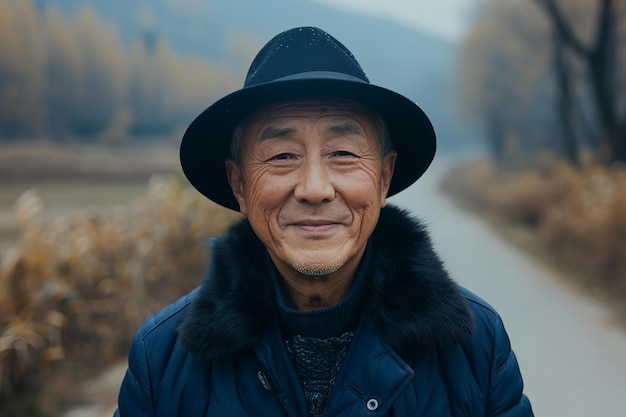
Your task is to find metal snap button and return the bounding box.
[366,398,379,411]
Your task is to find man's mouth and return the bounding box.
[291,220,340,232]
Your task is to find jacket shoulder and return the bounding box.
[457,287,533,416]
[117,288,211,416]
[128,288,200,388]
[458,286,510,366]
[458,286,499,317]
[138,288,199,341]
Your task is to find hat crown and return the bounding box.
[245,26,369,87]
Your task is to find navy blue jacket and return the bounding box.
[115,206,533,416]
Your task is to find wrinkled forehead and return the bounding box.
[245,97,379,127]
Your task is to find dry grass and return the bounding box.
[0,175,241,415]
[442,156,626,302]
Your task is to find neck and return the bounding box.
[269,249,365,311]
[284,273,354,311]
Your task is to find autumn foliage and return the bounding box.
[0,0,244,142]
[0,176,241,412]
[442,158,626,298]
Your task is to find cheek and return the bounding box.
[243,172,291,211]
[338,169,385,235]
[339,168,385,207]
[240,168,295,238]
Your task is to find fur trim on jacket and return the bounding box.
[179,205,475,361]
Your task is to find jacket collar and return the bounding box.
[179,205,475,362]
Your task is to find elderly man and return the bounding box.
[115,27,533,416]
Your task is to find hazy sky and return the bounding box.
[312,0,478,41]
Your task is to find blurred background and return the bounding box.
[0,0,625,416]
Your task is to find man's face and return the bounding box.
[226,98,396,279]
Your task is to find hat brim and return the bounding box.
[180,75,436,211]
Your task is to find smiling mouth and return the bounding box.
[290,220,341,233]
[296,224,337,232]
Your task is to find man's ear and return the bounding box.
[225,159,247,215]
[380,151,397,208]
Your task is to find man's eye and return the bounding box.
[332,151,356,157]
[271,153,295,161]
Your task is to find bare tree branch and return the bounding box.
[532,0,589,57]
[592,0,612,52]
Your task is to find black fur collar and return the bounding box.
[179,205,474,361]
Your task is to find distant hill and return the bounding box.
[37,0,472,149]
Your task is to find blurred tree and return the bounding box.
[459,0,559,165]
[552,30,582,166]
[128,31,244,137]
[0,0,47,137]
[0,0,248,143]
[45,4,133,142]
[460,0,625,166]
[533,0,626,163]
[70,7,128,137]
[44,7,87,139]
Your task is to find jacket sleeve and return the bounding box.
[487,313,534,417]
[113,328,155,417]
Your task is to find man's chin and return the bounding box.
[291,260,347,277]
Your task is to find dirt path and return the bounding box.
[62,363,126,417]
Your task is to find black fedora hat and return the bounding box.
[180,26,436,211]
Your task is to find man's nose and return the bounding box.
[293,157,335,204]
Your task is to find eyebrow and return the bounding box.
[258,120,365,142]
[259,126,295,141]
[326,121,364,137]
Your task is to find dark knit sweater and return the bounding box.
[269,244,372,417]
[284,332,354,417]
